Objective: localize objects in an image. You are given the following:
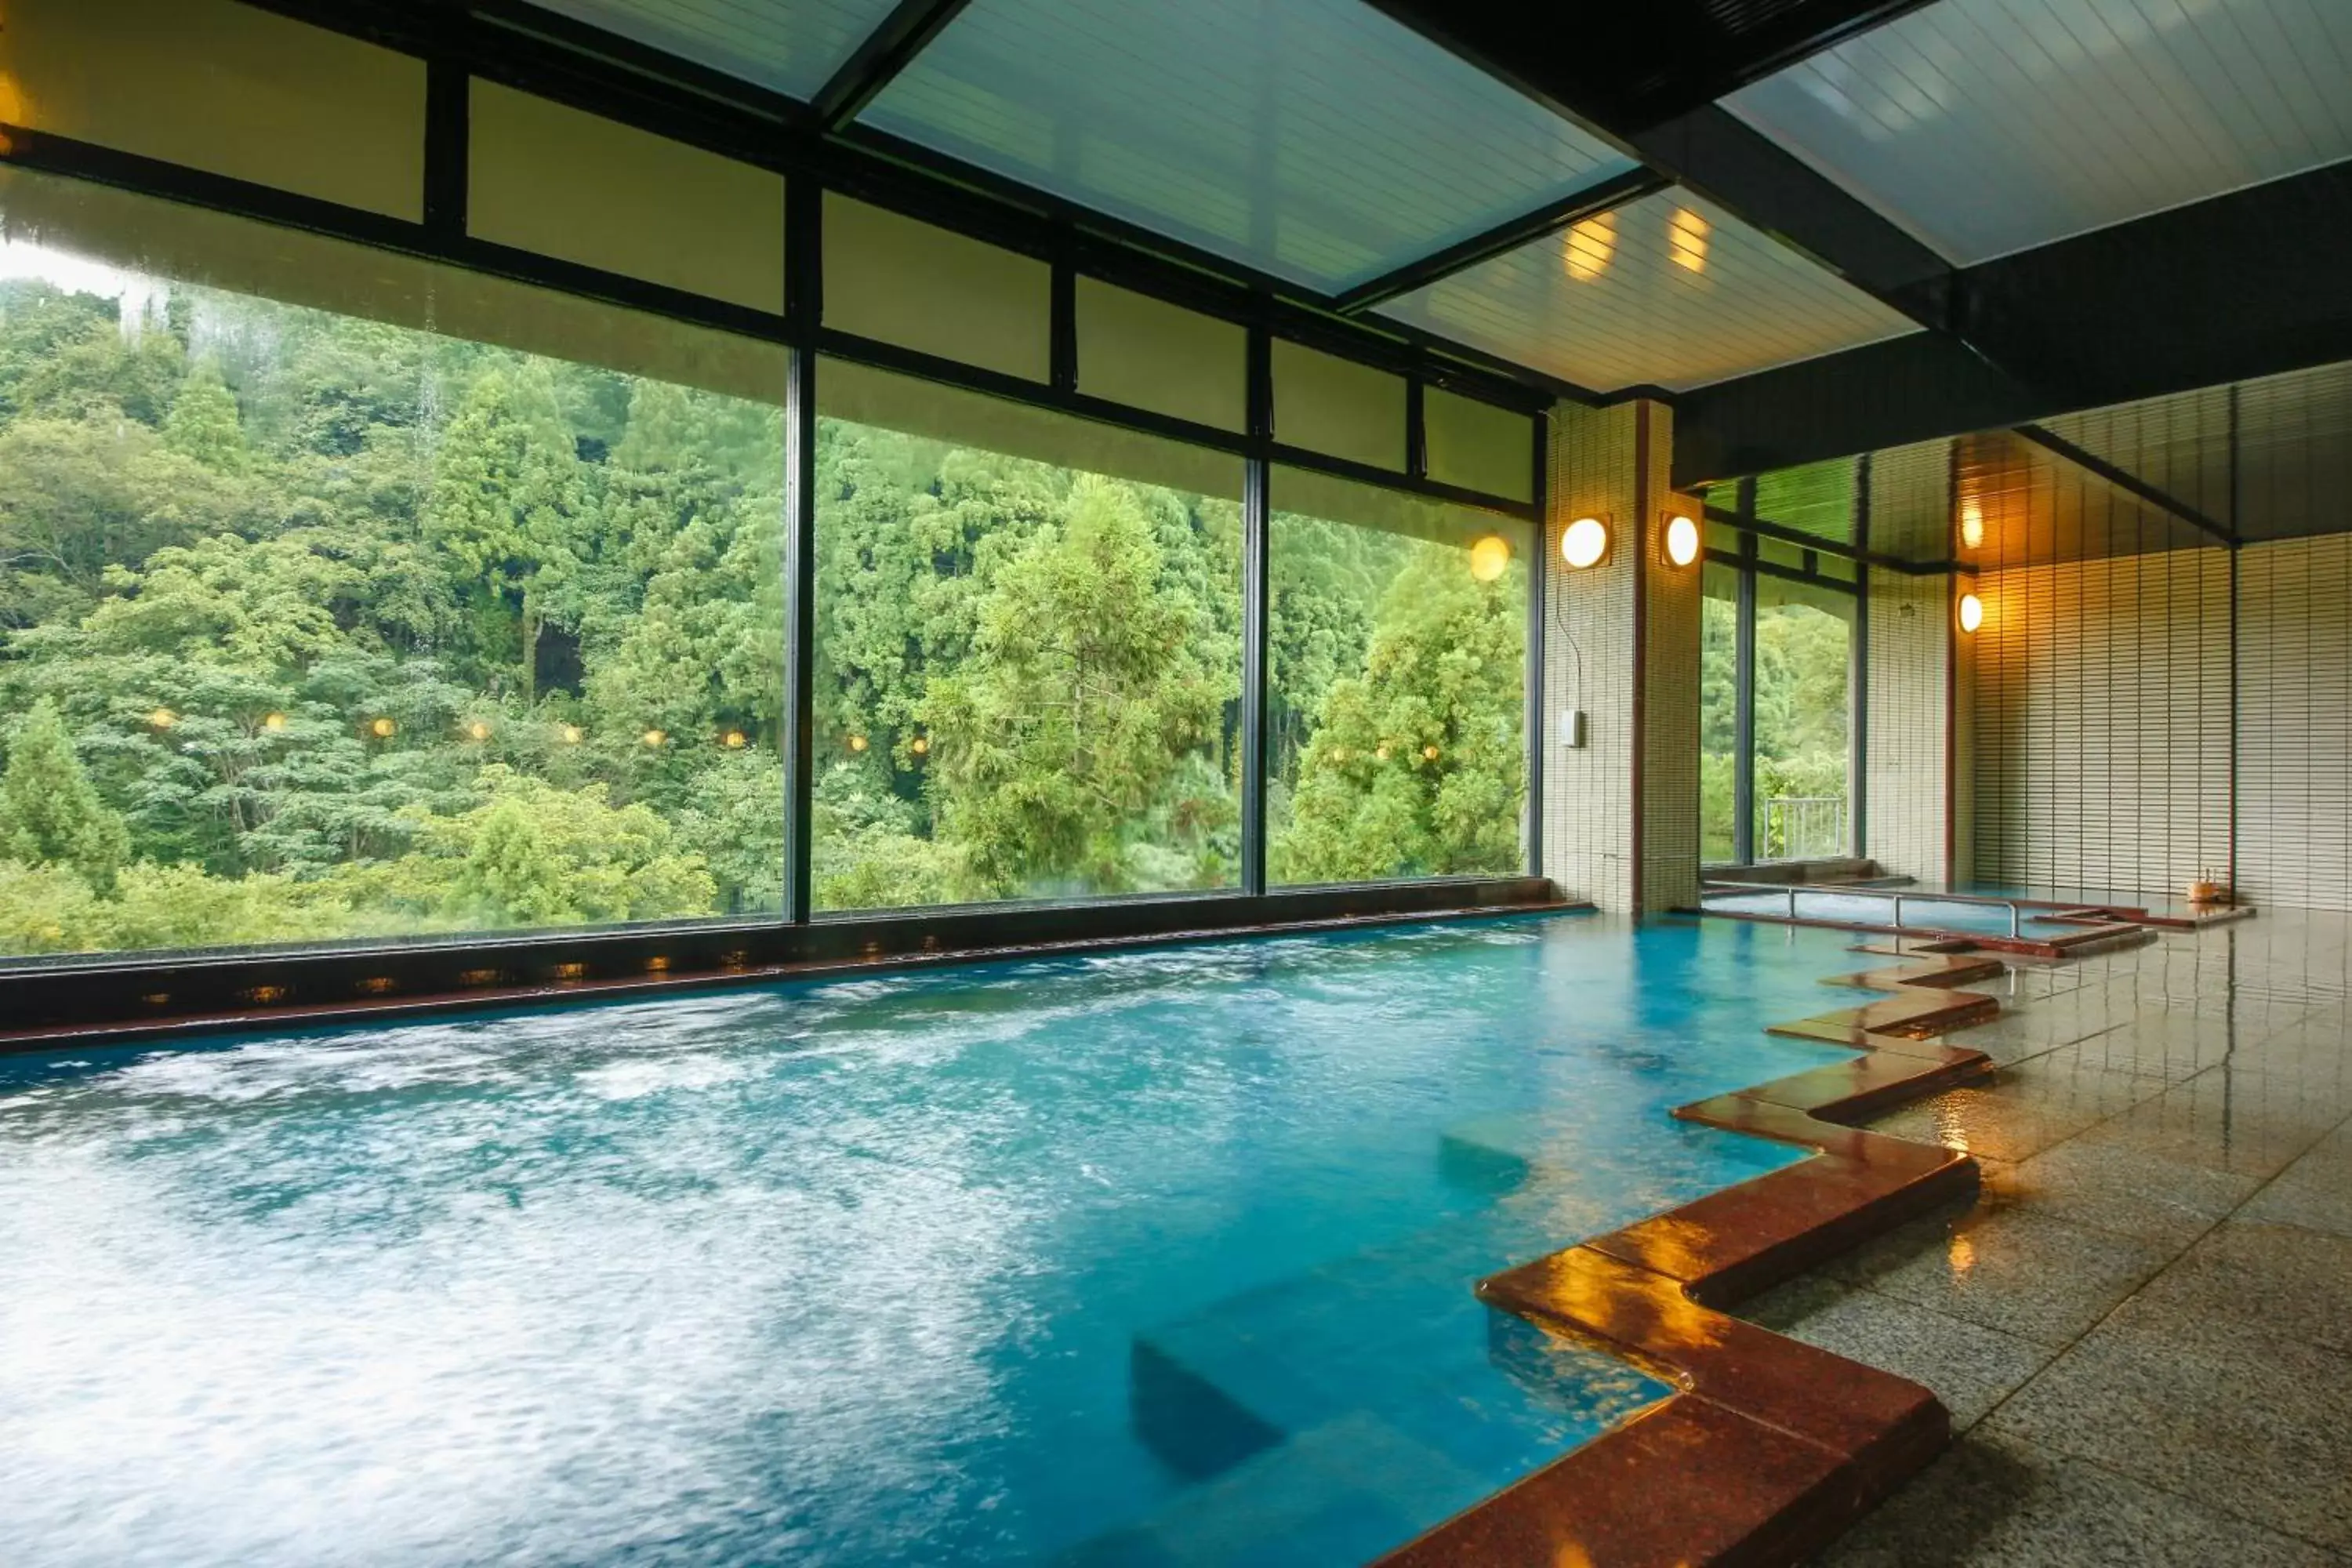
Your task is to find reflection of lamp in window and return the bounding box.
[848,733,869,753]
[560,724,583,745]
[466,720,491,742]
[641,728,666,747]
[1422,744,1441,761]
[1663,513,1700,568]
[262,712,287,731]
[910,735,930,757]
[1957,591,1984,633]
[1560,515,1609,568]
[148,708,177,730]
[1563,212,1615,282]
[1468,534,1512,583]
[722,729,746,750]
[1668,208,1710,273]
[369,717,396,739]
[1960,501,1985,550]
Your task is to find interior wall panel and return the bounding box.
[1969,546,2232,901]
[2238,535,2352,911]
[1864,568,1950,884]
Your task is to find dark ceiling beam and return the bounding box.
[2011,425,2238,548]
[1330,166,1671,316]
[1672,157,2352,487]
[810,0,974,131]
[1354,0,1940,139]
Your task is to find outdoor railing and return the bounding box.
[1761,795,1848,862]
[1701,880,2026,940]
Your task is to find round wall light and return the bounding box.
[1957,591,1984,634]
[1560,516,1609,569]
[1468,534,1512,583]
[1663,513,1700,568]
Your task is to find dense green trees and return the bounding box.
[1699,585,1855,862]
[0,266,1528,957]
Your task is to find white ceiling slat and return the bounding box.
[855,0,1636,293]
[1373,189,1920,394]
[1726,0,2352,265]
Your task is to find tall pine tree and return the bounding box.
[0,697,131,891]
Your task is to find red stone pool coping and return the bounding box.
[1376,949,2024,1568]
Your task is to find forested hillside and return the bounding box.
[0,267,1525,957]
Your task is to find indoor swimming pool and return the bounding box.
[0,915,1877,1567]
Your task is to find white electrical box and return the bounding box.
[1560,709,1587,748]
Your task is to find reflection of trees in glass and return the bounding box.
[0,261,1534,957]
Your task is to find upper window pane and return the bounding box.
[858,0,1637,292]
[1272,339,1405,472]
[822,196,1051,382]
[514,0,903,100]
[1074,277,1247,433]
[0,0,426,220]
[1268,468,1528,886]
[0,170,786,963]
[813,361,1244,912]
[468,82,787,314]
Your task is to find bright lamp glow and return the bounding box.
[1959,502,1985,550]
[1957,591,1984,633]
[1560,516,1609,569]
[1468,534,1512,582]
[1663,514,1700,567]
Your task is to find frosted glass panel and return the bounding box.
[469,83,786,314]
[822,196,1051,382]
[0,0,425,220]
[1272,340,1404,472]
[859,0,1636,292]
[1075,278,1247,433]
[1376,190,1918,394]
[1726,0,2352,265]
[1425,388,1534,503]
[516,0,901,100]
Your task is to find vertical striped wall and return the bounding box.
[2238,535,2352,910]
[1968,548,2233,899]
[1864,568,1951,883]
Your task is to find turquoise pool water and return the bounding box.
[0,914,1871,1567]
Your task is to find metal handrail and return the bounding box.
[1700,880,2025,939]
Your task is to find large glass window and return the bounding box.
[811,363,1243,911]
[1699,561,1740,862]
[0,173,786,960]
[1267,469,1530,885]
[1753,583,1856,861]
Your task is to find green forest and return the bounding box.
[1699,586,1854,863]
[0,262,1526,958]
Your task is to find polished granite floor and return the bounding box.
[1744,910,2352,1566]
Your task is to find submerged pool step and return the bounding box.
[1058,1411,1483,1568]
[1126,1214,1661,1494]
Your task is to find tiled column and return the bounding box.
[1542,398,1700,915]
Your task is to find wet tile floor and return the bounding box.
[1744,909,2352,1565]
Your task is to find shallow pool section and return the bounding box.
[1704,887,2049,938]
[0,916,1874,1567]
